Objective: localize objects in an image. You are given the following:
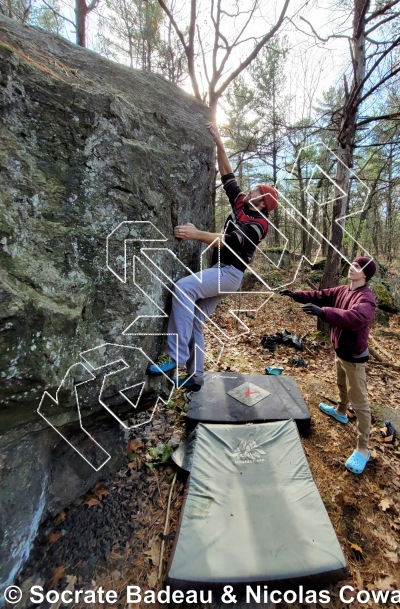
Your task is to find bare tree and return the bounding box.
[38,0,97,47]
[75,0,100,47]
[300,0,400,287]
[3,0,33,23]
[98,0,164,69]
[157,0,187,84]
[251,37,289,243]
[156,0,291,117]
[4,0,67,35]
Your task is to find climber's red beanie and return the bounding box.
[257,184,278,213]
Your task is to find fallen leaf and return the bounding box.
[390,518,400,531]
[379,498,392,512]
[85,498,101,507]
[384,550,399,564]
[336,491,357,508]
[147,570,158,588]
[95,489,109,500]
[350,542,364,555]
[353,568,364,591]
[128,439,145,453]
[371,576,396,591]
[54,511,66,525]
[50,566,65,586]
[143,542,160,567]
[49,531,62,543]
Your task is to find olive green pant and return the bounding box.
[335,356,371,450]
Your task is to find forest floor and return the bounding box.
[18,272,400,609]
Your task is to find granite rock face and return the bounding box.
[0,15,214,590]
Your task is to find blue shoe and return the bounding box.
[265,366,284,375]
[172,374,201,392]
[147,354,176,375]
[319,403,348,424]
[345,450,370,474]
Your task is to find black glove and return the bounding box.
[279,289,299,301]
[301,304,324,318]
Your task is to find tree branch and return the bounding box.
[357,64,400,106]
[298,15,351,42]
[87,0,100,11]
[40,0,76,28]
[366,11,400,34]
[156,0,187,51]
[23,0,32,23]
[354,0,370,40]
[356,111,400,126]
[365,0,400,23]
[197,23,210,85]
[186,0,201,98]
[366,35,400,44]
[214,0,290,101]
[214,1,257,87]
[157,0,201,99]
[211,0,219,78]
[345,34,400,111]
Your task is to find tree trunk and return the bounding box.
[350,166,383,260]
[75,0,88,47]
[209,94,218,121]
[272,142,280,245]
[386,144,394,261]
[271,78,280,245]
[372,204,380,257]
[296,154,307,257]
[306,174,324,260]
[321,0,369,290]
[128,34,134,69]
[322,200,329,257]
[5,0,12,18]
[238,153,243,184]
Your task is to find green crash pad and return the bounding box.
[167,420,348,591]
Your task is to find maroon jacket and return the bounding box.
[295,284,376,361]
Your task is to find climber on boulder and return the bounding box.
[146,121,278,391]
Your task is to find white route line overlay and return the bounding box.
[37,345,174,471]
[282,141,373,275]
[38,141,375,469]
[38,362,112,472]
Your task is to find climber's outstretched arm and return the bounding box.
[174,223,225,247]
[206,122,232,177]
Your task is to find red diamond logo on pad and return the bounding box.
[227,382,271,406]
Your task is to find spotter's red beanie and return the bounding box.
[257,184,278,213]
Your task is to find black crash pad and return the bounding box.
[186,372,311,433]
[167,420,348,591]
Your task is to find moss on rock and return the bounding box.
[370,279,398,313]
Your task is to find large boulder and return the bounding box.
[0,15,214,590]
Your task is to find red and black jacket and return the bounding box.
[211,173,269,272]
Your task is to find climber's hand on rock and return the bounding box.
[206,121,222,144]
[174,223,199,240]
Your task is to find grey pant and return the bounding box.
[166,263,243,385]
